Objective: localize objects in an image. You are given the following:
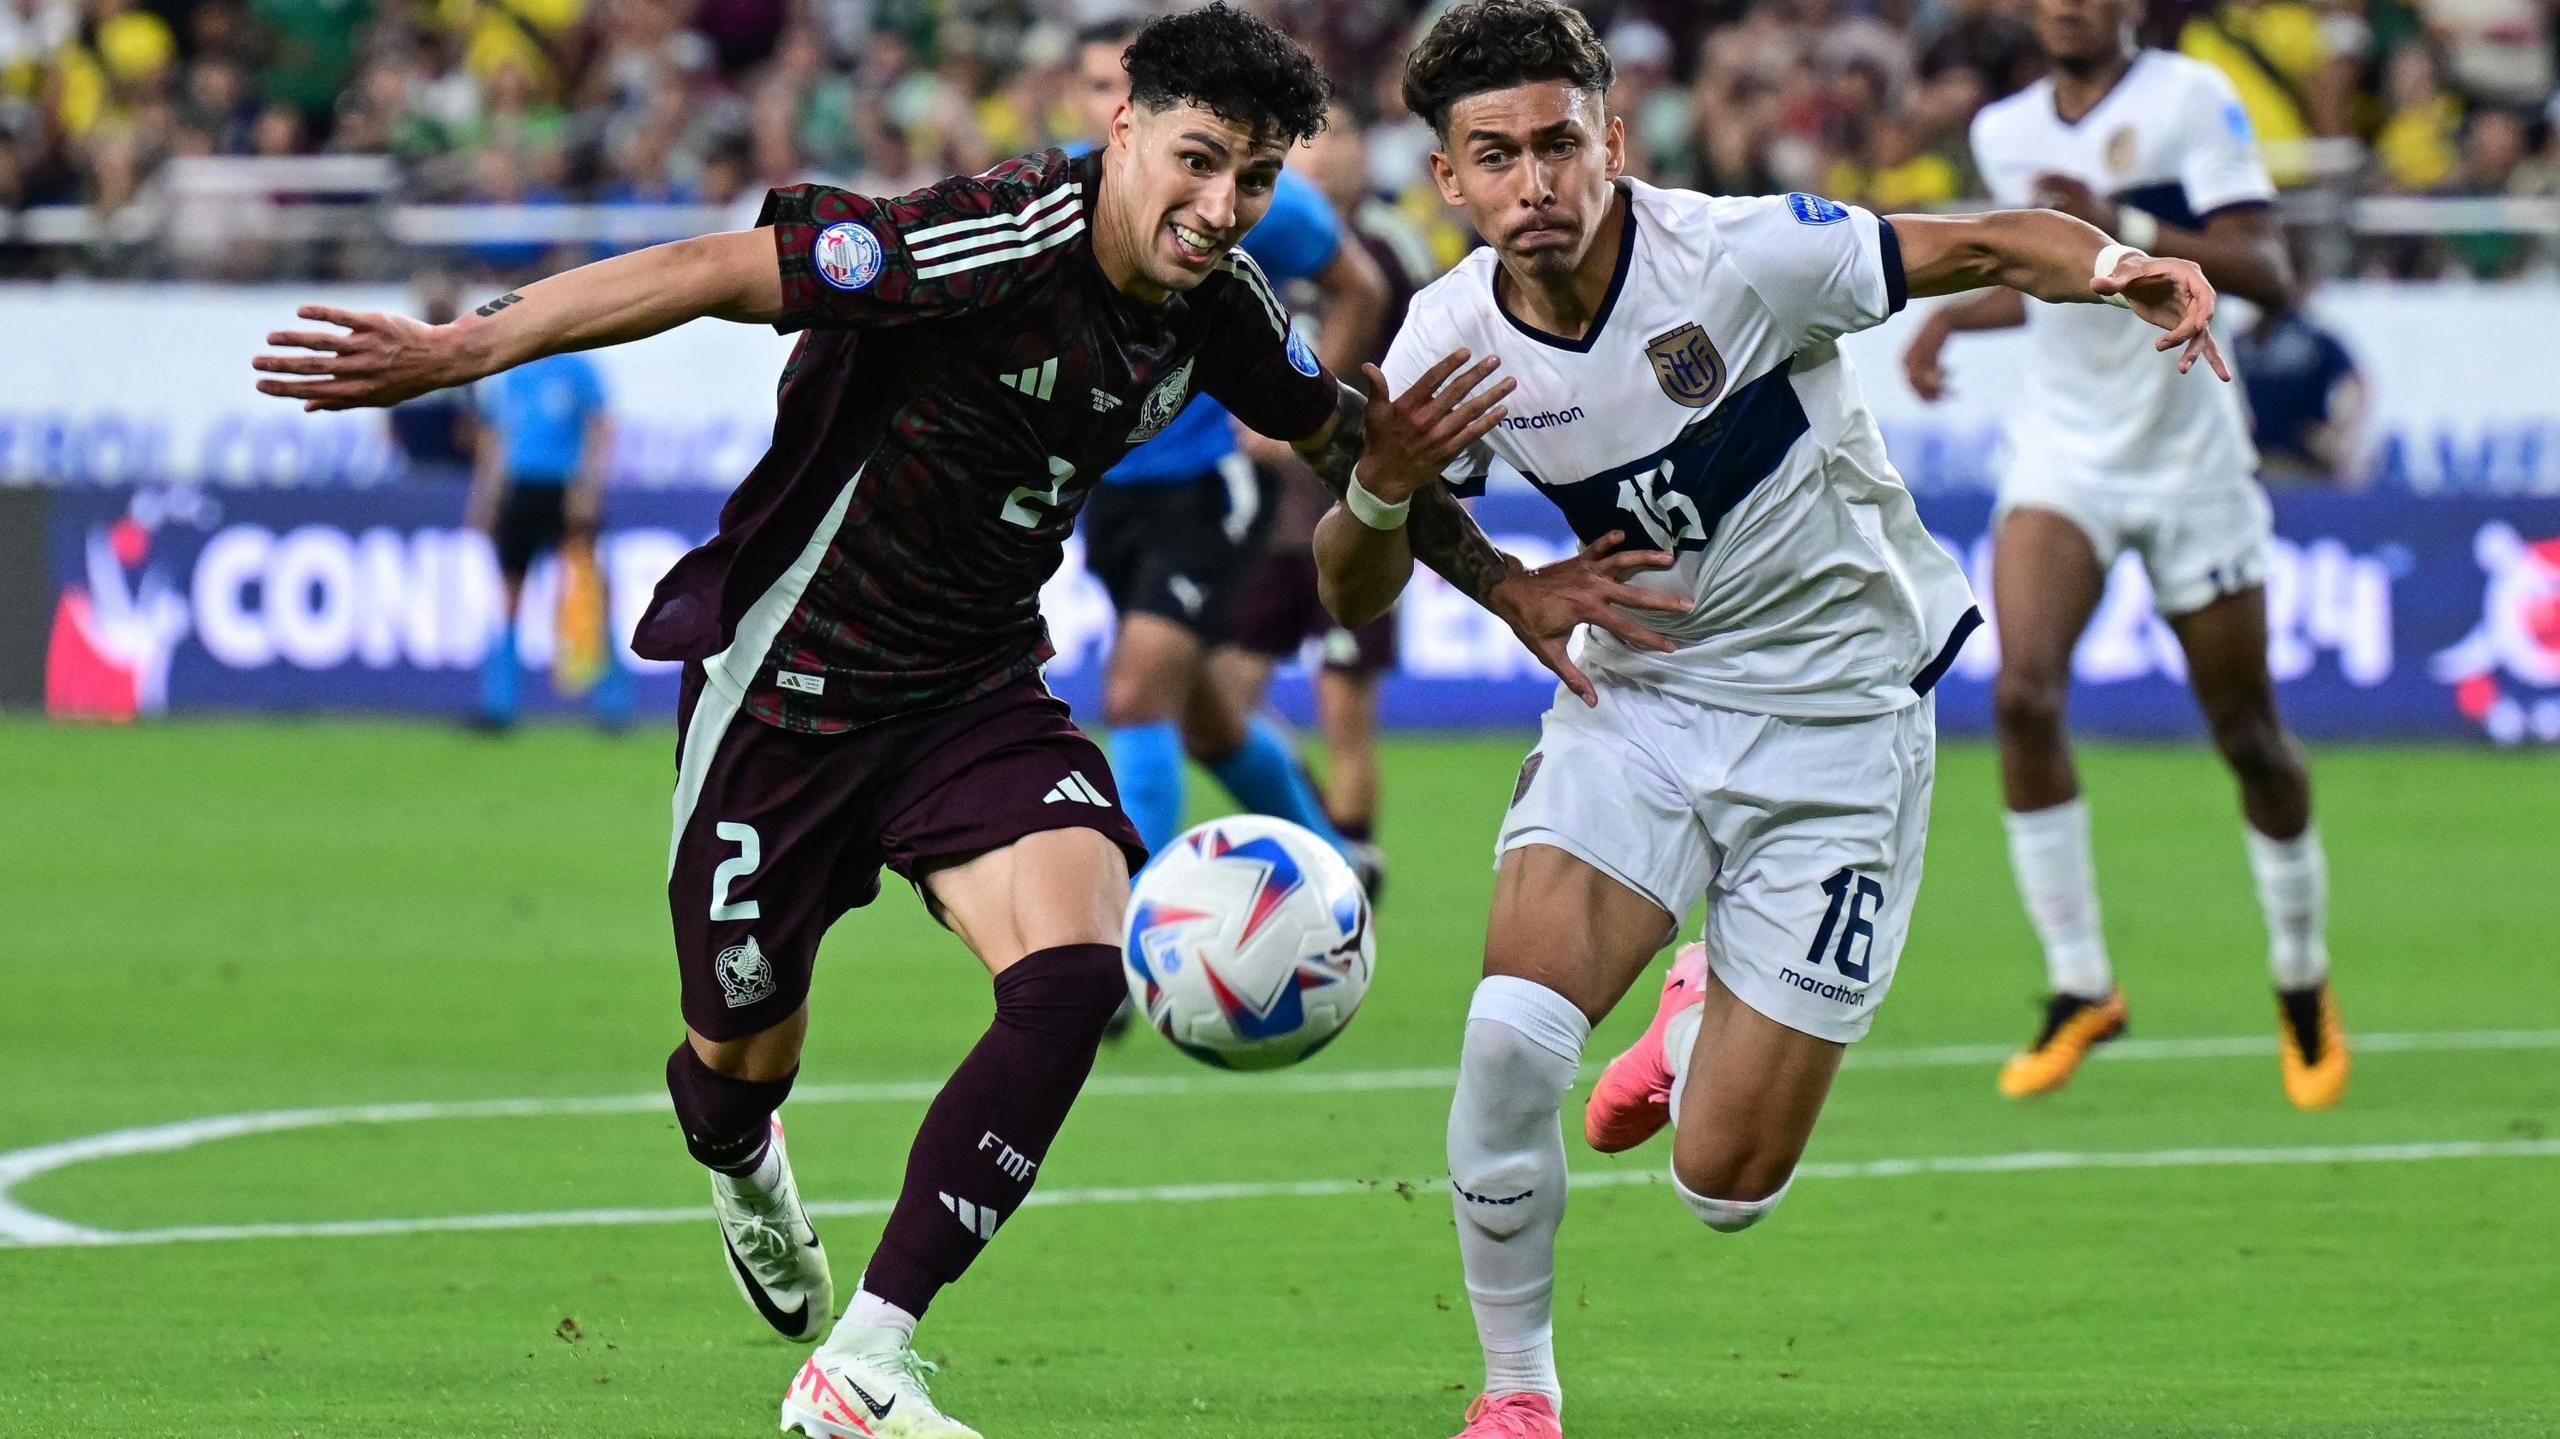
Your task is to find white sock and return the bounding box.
[710,1136,785,1195]
[828,1284,918,1351]
[1447,976,1588,1409]
[2004,799,2113,998]
[2246,823,2330,991]
[1661,1002,1705,1126]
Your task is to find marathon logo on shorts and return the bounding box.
[1780,967,1867,1006]
[1511,751,1544,807]
[716,936,777,1008]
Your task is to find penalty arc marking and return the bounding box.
[3,1028,2557,1249]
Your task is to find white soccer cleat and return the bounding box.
[781,1330,984,1439]
[713,1117,833,1343]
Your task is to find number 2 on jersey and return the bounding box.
[1805,867,1882,983]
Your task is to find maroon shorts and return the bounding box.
[1225,548,1399,676]
[667,666,1146,1040]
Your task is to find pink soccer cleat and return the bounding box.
[1450,1392,1562,1438]
[1582,943,1709,1153]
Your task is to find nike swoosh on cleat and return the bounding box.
[848,1378,897,1421]
[723,1231,811,1336]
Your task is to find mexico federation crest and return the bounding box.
[716,936,776,1008]
[1646,323,1725,408]
[1125,358,1196,444]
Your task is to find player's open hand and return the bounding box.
[253,306,461,411]
[2094,255,2230,381]
[1354,350,1516,505]
[1486,531,1688,707]
[1902,317,1953,403]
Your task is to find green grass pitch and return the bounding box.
[1,719,2554,1438]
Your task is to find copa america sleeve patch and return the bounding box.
[1285,328,1320,377]
[1786,193,1850,226]
[813,220,884,292]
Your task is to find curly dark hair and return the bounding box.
[1402,0,1614,137]
[1123,2,1331,146]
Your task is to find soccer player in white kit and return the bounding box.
[1900,0,2349,1110]
[1310,3,2230,1433]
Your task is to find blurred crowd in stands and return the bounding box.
[3,0,2557,281]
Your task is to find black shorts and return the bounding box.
[1080,455,1271,642]
[666,668,1147,1040]
[1226,548,1399,677]
[493,482,587,580]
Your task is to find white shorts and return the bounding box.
[1996,471,2272,618]
[1497,681,1936,1044]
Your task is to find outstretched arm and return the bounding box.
[2031,174,2295,310]
[255,229,784,411]
[1890,208,2230,379]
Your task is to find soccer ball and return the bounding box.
[1121,816,1375,1070]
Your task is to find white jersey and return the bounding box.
[1970,50,2274,487]
[1384,179,1978,719]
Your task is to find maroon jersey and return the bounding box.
[632,148,1340,732]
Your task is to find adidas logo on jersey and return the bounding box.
[1000,357,1058,402]
[1042,771,1112,807]
[939,1192,1002,1240]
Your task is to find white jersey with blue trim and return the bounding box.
[1969,50,2273,487]
[1384,179,1978,719]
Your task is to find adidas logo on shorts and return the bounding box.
[1042,771,1112,808]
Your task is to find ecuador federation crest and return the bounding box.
[1646,323,1725,408]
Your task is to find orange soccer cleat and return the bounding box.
[1996,989,2129,1099]
[1582,943,1709,1153]
[2277,981,2350,1110]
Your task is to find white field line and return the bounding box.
[2,1027,2554,1250]
[15,1138,2560,1250]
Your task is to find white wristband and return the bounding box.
[2113,206,2159,251]
[2094,242,2146,309]
[1345,473,1411,531]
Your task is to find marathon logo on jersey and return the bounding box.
[1779,967,1868,1006]
[2431,522,2560,744]
[1502,406,1585,431]
[1285,328,1320,378]
[1785,192,1850,226]
[1646,323,1725,409]
[812,221,884,292]
[716,936,777,1008]
[1125,358,1195,444]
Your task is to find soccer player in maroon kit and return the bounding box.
[252,7,1669,1434]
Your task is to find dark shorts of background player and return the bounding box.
[492,481,592,581]
[1227,547,1399,677]
[1080,458,1272,644]
[667,666,1147,1041]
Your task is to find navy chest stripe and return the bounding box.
[1517,360,1808,551]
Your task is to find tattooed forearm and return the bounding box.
[474,291,524,319]
[1406,483,1515,606]
[1295,381,1368,498]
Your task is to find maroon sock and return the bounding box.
[857,943,1124,1317]
[665,1041,795,1175]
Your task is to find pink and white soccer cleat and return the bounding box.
[1449,1392,1563,1438]
[1581,942,1709,1153]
